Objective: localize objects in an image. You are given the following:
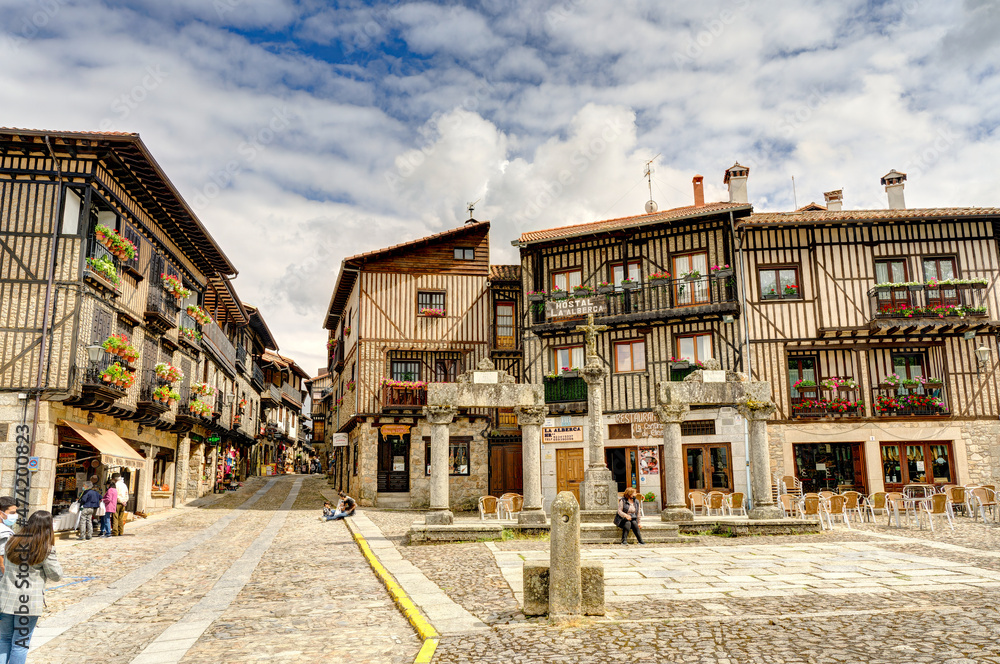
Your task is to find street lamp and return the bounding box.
[86,344,104,363]
[976,344,992,373]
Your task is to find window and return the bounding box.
[61,188,82,235]
[454,247,475,260]
[552,345,584,373]
[611,260,642,288]
[923,257,960,306]
[880,442,953,488]
[891,353,926,395]
[434,359,460,382]
[675,333,712,363]
[759,266,800,299]
[495,302,515,348]
[551,268,583,293]
[673,252,709,305]
[424,437,471,475]
[788,356,818,402]
[608,423,631,439]
[684,443,733,494]
[875,259,910,311]
[391,360,421,381]
[614,339,646,373]
[417,291,446,315]
[681,420,716,436]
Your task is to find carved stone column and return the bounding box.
[578,362,617,511]
[173,434,190,507]
[424,405,458,525]
[655,403,693,522]
[737,401,784,519]
[515,405,548,524]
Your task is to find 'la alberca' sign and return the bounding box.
[546,296,608,320]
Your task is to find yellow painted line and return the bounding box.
[345,518,440,663]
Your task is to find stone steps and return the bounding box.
[375,492,412,509]
[580,522,683,544]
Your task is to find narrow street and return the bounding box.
[32,476,420,664]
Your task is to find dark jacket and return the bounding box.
[80,488,101,509]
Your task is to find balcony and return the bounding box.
[529,276,739,334]
[544,376,588,404]
[868,283,989,335]
[145,285,180,334]
[251,362,265,390]
[178,312,201,350]
[171,385,199,434]
[281,382,302,408]
[201,321,237,374]
[236,344,248,373]
[380,384,427,410]
[71,355,130,412]
[135,369,170,425]
[873,382,949,418]
[261,384,280,404]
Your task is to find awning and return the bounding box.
[59,420,147,470]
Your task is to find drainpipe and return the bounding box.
[731,210,755,507]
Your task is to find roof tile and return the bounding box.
[746,207,1000,225]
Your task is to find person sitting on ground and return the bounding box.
[329,492,356,521]
[319,501,337,522]
[616,487,644,545]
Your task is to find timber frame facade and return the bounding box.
[322,221,497,509]
[0,129,284,523]
[740,206,1000,496]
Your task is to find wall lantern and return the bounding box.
[975,344,992,373]
[86,344,104,363]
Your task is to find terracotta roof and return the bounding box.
[489,265,521,282]
[344,221,489,263]
[516,202,750,245]
[745,207,1000,226]
[262,350,310,380]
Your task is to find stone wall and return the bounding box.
[408,417,488,511]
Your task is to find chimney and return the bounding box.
[724,162,749,204]
[880,170,907,209]
[823,189,843,212]
[692,175,705,207]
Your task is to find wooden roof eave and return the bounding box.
[739,213,1000,230]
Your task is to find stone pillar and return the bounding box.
[655,403,693,522]
[173,434,190,507]
[578,363,618,511]
[549,491,581,618]
[424,405,457,525]
[136,443,156,514]
[515,405,548,524]
[737,401,784,519]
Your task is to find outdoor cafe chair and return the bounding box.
[867,492,889,521]
[945,486,968,517]
[923,493,955,532]
[841,491,865,523]
[903,484,934,498]
[970,487,998,523]
[725,492,748,517]
[824,494,852,529]
[688,490,707,516]
[705,491,727,517]
[818,490,837,501]
[885,491,913,527]
[798,495,826,530]
[478,495,499,520]
[498,493,519,519]
[778,494,796,518]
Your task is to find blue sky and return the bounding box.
[2,0,998,373]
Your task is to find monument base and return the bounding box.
[522,561,605,617]
[424,509,454,525]
[579,468,619,511]
[518,508,547,525]
[749,505,786,520]
[660,506,695,522]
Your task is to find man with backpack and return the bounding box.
[77,482,101,540]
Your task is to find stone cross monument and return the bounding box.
[573,314,618,512]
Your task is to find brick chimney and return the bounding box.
[881,170,907,210]
[823,189,843,212]
[692,175,705,207]
[724,162,749,204]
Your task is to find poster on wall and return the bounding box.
[639,447,659,475]
[543,426,584,444]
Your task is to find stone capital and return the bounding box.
[736,400,776,421]
[423,405,458,425]
[515,405,547,427]
[654,404,689,424]
[581,363,607,384]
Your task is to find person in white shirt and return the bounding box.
[0,498,17,549]
[112,474,130,536]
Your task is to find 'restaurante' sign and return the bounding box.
[545,296,608,320]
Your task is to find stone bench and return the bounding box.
[522,561,605,616]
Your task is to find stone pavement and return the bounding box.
[32,475,420,664]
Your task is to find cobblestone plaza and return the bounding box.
[26,475,1000,663]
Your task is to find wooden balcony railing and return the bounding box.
[544,376,588,404]
[281,382,302,407]
[251,362,265,390]
[201,321,237,370]
[381,385,427,408]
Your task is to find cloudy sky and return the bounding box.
[3,0,997,374]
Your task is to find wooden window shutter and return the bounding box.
[90,306,112,344]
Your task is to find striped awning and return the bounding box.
[59,420,147,470]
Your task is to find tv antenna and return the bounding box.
[644,154,660,214]
[467,198,481,220]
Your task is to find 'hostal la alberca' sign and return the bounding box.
[545,296,608,320]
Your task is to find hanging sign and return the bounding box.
[545,296,607,320]
[331,433,348,447]
[381,425,411,436]
[543,426,583,443]
[206,435,221,444]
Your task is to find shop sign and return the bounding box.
[206,435,221,444]
[632,422,664,440]
[381,425,410,436]
[331,433,348,447]
[546,296,607,320]
[392,456,406,471]
[542,426,583,444]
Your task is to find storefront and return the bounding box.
[792,442,867,494]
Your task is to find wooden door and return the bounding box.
[556,448,584,502]
[673,252,709,306]
[605,447,639,493]
[377,432,410,492]
[489,443,523,496]
[683,443,733,497]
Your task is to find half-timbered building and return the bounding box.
[739,171,1000,496]
[514,174,753,512]
[259,349,309,473]
[0,128,280,525]
[322,221,495,508]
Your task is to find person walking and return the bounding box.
[0,498,18,551]
[100,482,117,538]
[0,510,62,663]
[77,482,101,541]
[112,474,129,537]
[615,487,644,545]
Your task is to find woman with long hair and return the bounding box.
[616,487,644,545]
[0,511,62,663]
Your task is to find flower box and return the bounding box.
[762,292,780,300]
[671,361,690,370]
[419,307,446,317]
[713,268,734,279]
[572,287,594,298]
[561,370,580,378]
[527,293,545,302]
[684,273,701,283]
[551,290,569,300]
[907,284,924,291]
[621,281,639,291]
[922,380,943,388]
[596,285,614,294]
[878,382,900,391]
[874,285,892,293]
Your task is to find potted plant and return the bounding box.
[620,278,639,291]
[828,397,860,415]
[762,287,780,300]
[792,378,818,394]
[161,273,191,300]
[151,384,172,403]
[648,271,671,282]
[347,379,356,392]
[85,256,121,288]
[572,285,594,298]
[419,307,446,317]
[186,304,212,326]
[969,278,988,289]
[154,362,183,384]
[683,269,701,283]
[792,398,828,415]
[711,264,734,278]
[669,357,690,370]
[900,377,920,389]
[179,326,202,343]
[192,382,216,397]
[879,374,902,390]
[920,376,944,388]
[596,281,614,294]
[561,366,580,378]
[344,326,352,336]
[550,287,568,300]
[783,284,799,297]
[903,281,924,292]
[527,290,546,302]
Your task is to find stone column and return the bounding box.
[549,491,582,617]
[578,363,618,511]
[136,443,156,514]
[173,434,190,507]
[515,405,548,524]
[655,403,693,522]
[424,405,457,525]
[737,401,784,519]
